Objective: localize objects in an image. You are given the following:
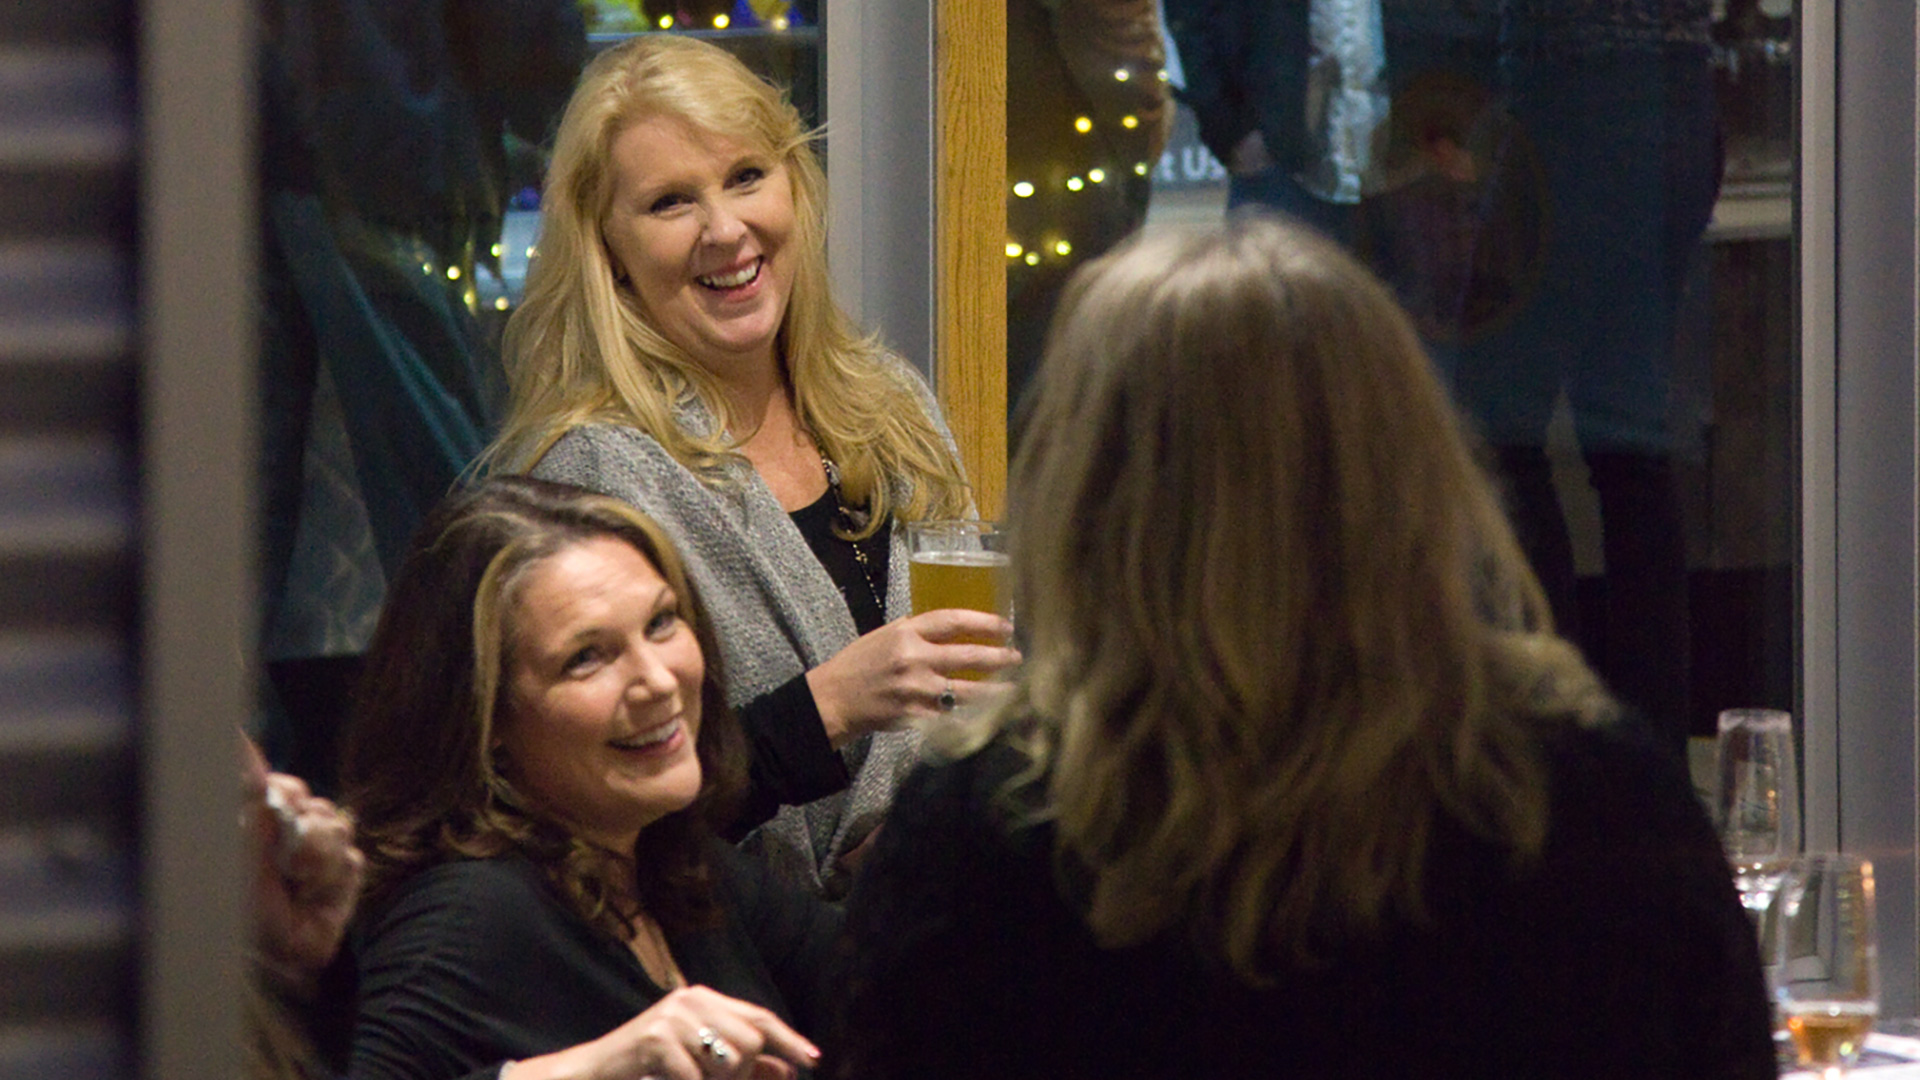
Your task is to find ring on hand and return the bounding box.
[697,1027,734,1064]
[937,682,957,712]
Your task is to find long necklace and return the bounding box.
[819,451,888,621]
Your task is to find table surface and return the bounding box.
[1781,1032,1920,1078]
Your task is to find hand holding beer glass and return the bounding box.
[907,520,1011,683]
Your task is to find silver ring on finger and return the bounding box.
[937,681,957,712]
[697,1026,735,1064]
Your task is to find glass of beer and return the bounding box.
[1773,853,1879,1077]
[906,520,1010,680]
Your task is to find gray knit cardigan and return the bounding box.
[530,378,956,897]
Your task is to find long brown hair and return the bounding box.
[484,34,968,533]
[947,216,1615,979]
[341,475,747,937]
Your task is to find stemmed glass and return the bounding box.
[1772,854,1879,1078]
[1712,708,1801,921]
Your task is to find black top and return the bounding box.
[788,489,889,637]
[350,842,843,1080]
[830,716,1777,1080]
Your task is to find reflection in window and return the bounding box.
[1010,0,1797,753]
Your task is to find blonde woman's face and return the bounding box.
[602,113,796,377]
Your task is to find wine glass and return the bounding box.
[1773,854,1879,1078]
[1712,708,1801,920]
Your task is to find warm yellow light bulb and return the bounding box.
[1066,176,1085,192]
[1074,116,1093,134]
[658,15,673,28]
[526,246,539,259]
[1088,168,1106,183]
[1054,240,1072,256]
[489,243,503,258]
[1006,242,1024,258]
[1114,68,1130,81]
[494,297,510,311]
[446,265,462,281]
[713,14,730,29]
[772,15,789,30]
[1024,252,1041,266]
[1122,115,1140,129]
[1133,162,1149,175]
[1012,181,1036,198]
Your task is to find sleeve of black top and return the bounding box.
[713,841,847,1042]
[726,674,851,840]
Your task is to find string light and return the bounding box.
[1074,116,1093,134]
[772,15,789,30]
[1157,69,1170,82]
[494,297,511,311]
[1012,181,1035,198]
[1053,240,1072,256]
[714,13,729,28]
[420,262,433,275]
[657,15,673,28]
[446,265,462,281]
[1087,168,1106,183]
[1065,176,1084,191]
[1133,162,1149,175]
[1006,242,1024,258]
[1121,115,1140,129]
[1113,68,1130,82]
[1024,252,1040,266]
[490,243,503,258]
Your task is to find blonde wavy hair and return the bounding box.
[485,34,968,533]
[946,216,1616,980]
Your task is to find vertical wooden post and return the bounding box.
[935,2,1008,518]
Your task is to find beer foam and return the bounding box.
[908,550,1009,567]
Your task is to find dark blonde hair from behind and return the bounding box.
[955,216,1614,980]
[487,34,968,532]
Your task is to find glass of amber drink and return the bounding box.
[1773,853,1879,1078]
[905,520,1010,680]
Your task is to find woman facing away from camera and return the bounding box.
[484,34,1017,897]
[340,477,836,1080]
[830,217,1776,1079]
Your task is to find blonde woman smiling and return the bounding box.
[488,36,1017,897]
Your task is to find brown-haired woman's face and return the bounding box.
[496,535,706,851]
[602,113,796,376]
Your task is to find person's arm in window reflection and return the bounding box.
[1161,0,1251,166]
[1050,0,1176,167]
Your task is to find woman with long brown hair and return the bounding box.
[832,216,1774,1078]
[341,477,833,1079]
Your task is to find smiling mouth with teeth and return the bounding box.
[609,719,681,751]
[698,258,761,290]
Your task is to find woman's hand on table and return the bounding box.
[807,609,1020,745]
[504,985,819,1080]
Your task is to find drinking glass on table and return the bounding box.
[906,520,1010,680]
[1712,708,1801,920]
[1774,854,1879,1078]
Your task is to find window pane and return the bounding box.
[1009,0,1798,754]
